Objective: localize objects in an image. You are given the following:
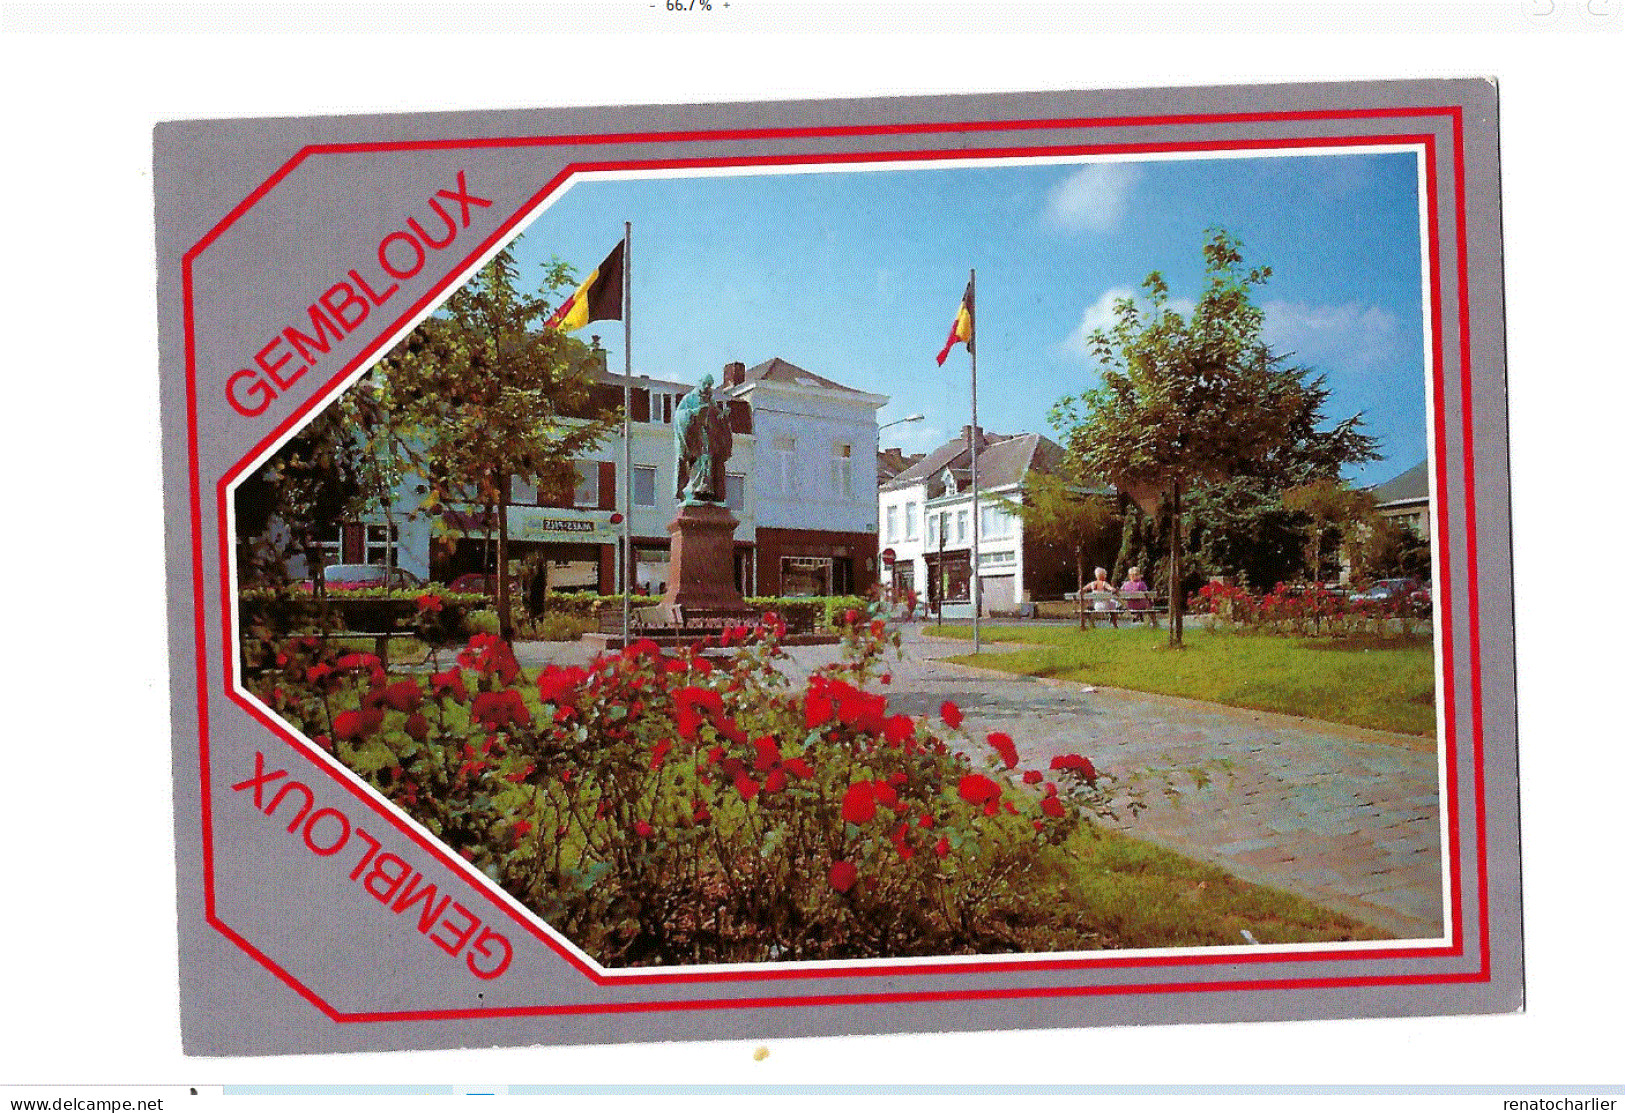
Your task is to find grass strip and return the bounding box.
[932,624,1436,737]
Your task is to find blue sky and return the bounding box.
[507,148,1428,486]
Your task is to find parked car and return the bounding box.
[446,572,522,598]
[300,563,424,592]
[1349,577,1422,604]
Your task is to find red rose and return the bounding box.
[1050,754,1099,783]
[934,837,950,859]
[828,860,858,893]
[404,712,430,742]
[1041,796,1066,818]
[634,821,654,838]
[383,680,422,713]
[734,774,761,801]
[841,782,877,824]
[1023,770,1044,785]
[957,773,1001,806]
[649,738,672,770]
[940,701,963,729]
[986,731,1018,770]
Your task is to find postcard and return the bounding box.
[156,78,1519,1055]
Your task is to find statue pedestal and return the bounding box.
[658,503,752,619]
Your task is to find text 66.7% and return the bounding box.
[662,0,714,9]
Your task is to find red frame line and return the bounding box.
[180,106,1489,1022]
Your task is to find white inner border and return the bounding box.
[222,140,1451,981]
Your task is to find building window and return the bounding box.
[956,509,968,543]
[633,465,656,507]
[773,434,797,496]
[510,478,537,505]
[926,512,937,547]
[905,501,918,540]
[725,472,745,512]
[885,505,898,542]
[573,461,598,508]
[981,505,1011,540]
[314,525,343,569]
[832,443,854,499]
[364,523,399,566]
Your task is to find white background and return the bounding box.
[2,1,1620,1092]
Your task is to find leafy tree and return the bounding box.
[234,400,372,591]
[999,472,1120,629]
[1281,477,1376,585]
[374,248,619,638]
[1051,229,1374,645]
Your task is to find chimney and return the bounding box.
[722,361,746,388]
[961,424,985,450]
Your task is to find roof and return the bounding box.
[881,431,1072,494]
[735,357,871,397]
[595,368,694,393]
[1370,460,1430,506]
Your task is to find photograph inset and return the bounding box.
[233,150,1442,967]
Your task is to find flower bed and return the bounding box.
[1191,581,1430,638]
[250,613,1133,966]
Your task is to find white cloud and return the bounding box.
[1262,300,1401,376]
[1061,286,1194,358]
[1044,163,1142,233]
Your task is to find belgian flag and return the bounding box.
[545,240,625,332]
[935,278,974,366]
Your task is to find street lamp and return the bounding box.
[879,413,925,432]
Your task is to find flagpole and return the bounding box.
[622,221,633,645]
[969,267,980,655]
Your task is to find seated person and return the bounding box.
[1120,566,1150,621]
[1086,567,1119,627]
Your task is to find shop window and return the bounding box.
[573,461,598,508]
[633,465,656,507]
[781,556,832,597]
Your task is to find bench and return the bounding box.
[1078,590,1168,627]
[319,628,418,667]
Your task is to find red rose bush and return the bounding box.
[253,612,1124,966]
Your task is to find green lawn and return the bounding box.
[1036,825,1391,947]
[932,624,1436,737]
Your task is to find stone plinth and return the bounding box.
[658,502,752,617]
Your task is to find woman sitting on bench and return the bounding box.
[1087,567,1119,628]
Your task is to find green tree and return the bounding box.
[1051,229,1362,645]
[234,399,372,591]
[1281,477,1377,585]
[999,471,1120,629]
[375,248,618,638]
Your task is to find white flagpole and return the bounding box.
[622,222,633,645]
[969,267,980,655]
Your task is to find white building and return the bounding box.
[877,426,1071,616]
[275,358,884,599]
[720,358,888,597]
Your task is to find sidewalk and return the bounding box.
[897,626,1444,940]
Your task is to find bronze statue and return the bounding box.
[673,374,733,505]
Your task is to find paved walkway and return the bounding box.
[508,624,1445,940]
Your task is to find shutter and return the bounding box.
[598,460,616,510]
[630,388,650,423]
